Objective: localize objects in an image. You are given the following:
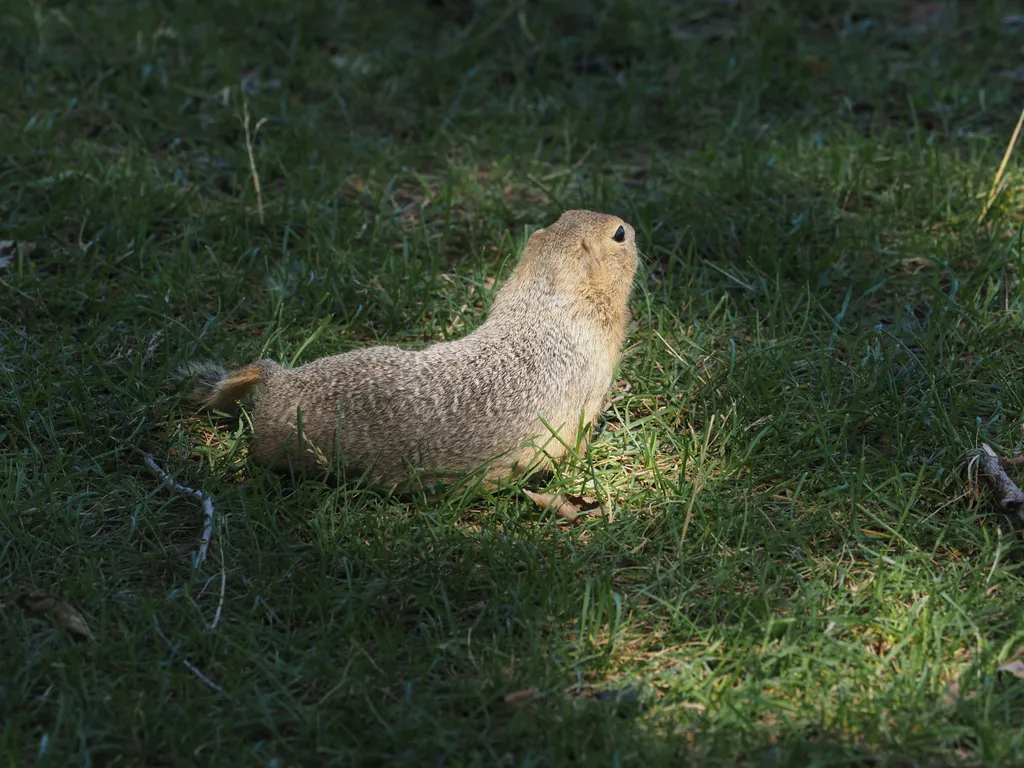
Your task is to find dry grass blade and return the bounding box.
[681,414,715,547]
[240,88,267,225]
[978,102,1024,224]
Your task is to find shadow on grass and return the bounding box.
[90,411,1018,765]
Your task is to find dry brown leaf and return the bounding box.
[900,256,934,274]
[15,590,93,640]
[503,688,539,708]
[522,490,601,520]
[997,659,1024,678]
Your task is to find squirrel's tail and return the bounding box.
[181,360,282,411]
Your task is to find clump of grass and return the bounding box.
[5,1,1024,765]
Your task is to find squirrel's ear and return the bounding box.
[522,227,547,254]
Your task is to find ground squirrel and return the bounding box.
[190,209,638,486]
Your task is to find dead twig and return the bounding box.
[143,453,214,568]
[208,544,226,632]
[152,613,225,694]
[969,443,1024,521]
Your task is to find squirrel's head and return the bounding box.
[518,210,638,305]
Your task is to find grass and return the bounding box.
[6,0,1024,764]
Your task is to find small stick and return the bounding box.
[143,453,214,568]
[152,613,225,694]
[978,102,1024,225]
[208,547,226,632]
[971,443,1024,521]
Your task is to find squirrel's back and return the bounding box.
[190,209,638,484]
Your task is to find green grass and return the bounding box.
[7,0,1024,764]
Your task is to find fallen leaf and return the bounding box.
[15,590,93,640]
[504,688,539,708]
[523,490,601,520]
[997,660,1024,678]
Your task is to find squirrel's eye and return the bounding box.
[612,226,626,243]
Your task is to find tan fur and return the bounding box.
[190,209,638,485]
[205,365,265,410]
